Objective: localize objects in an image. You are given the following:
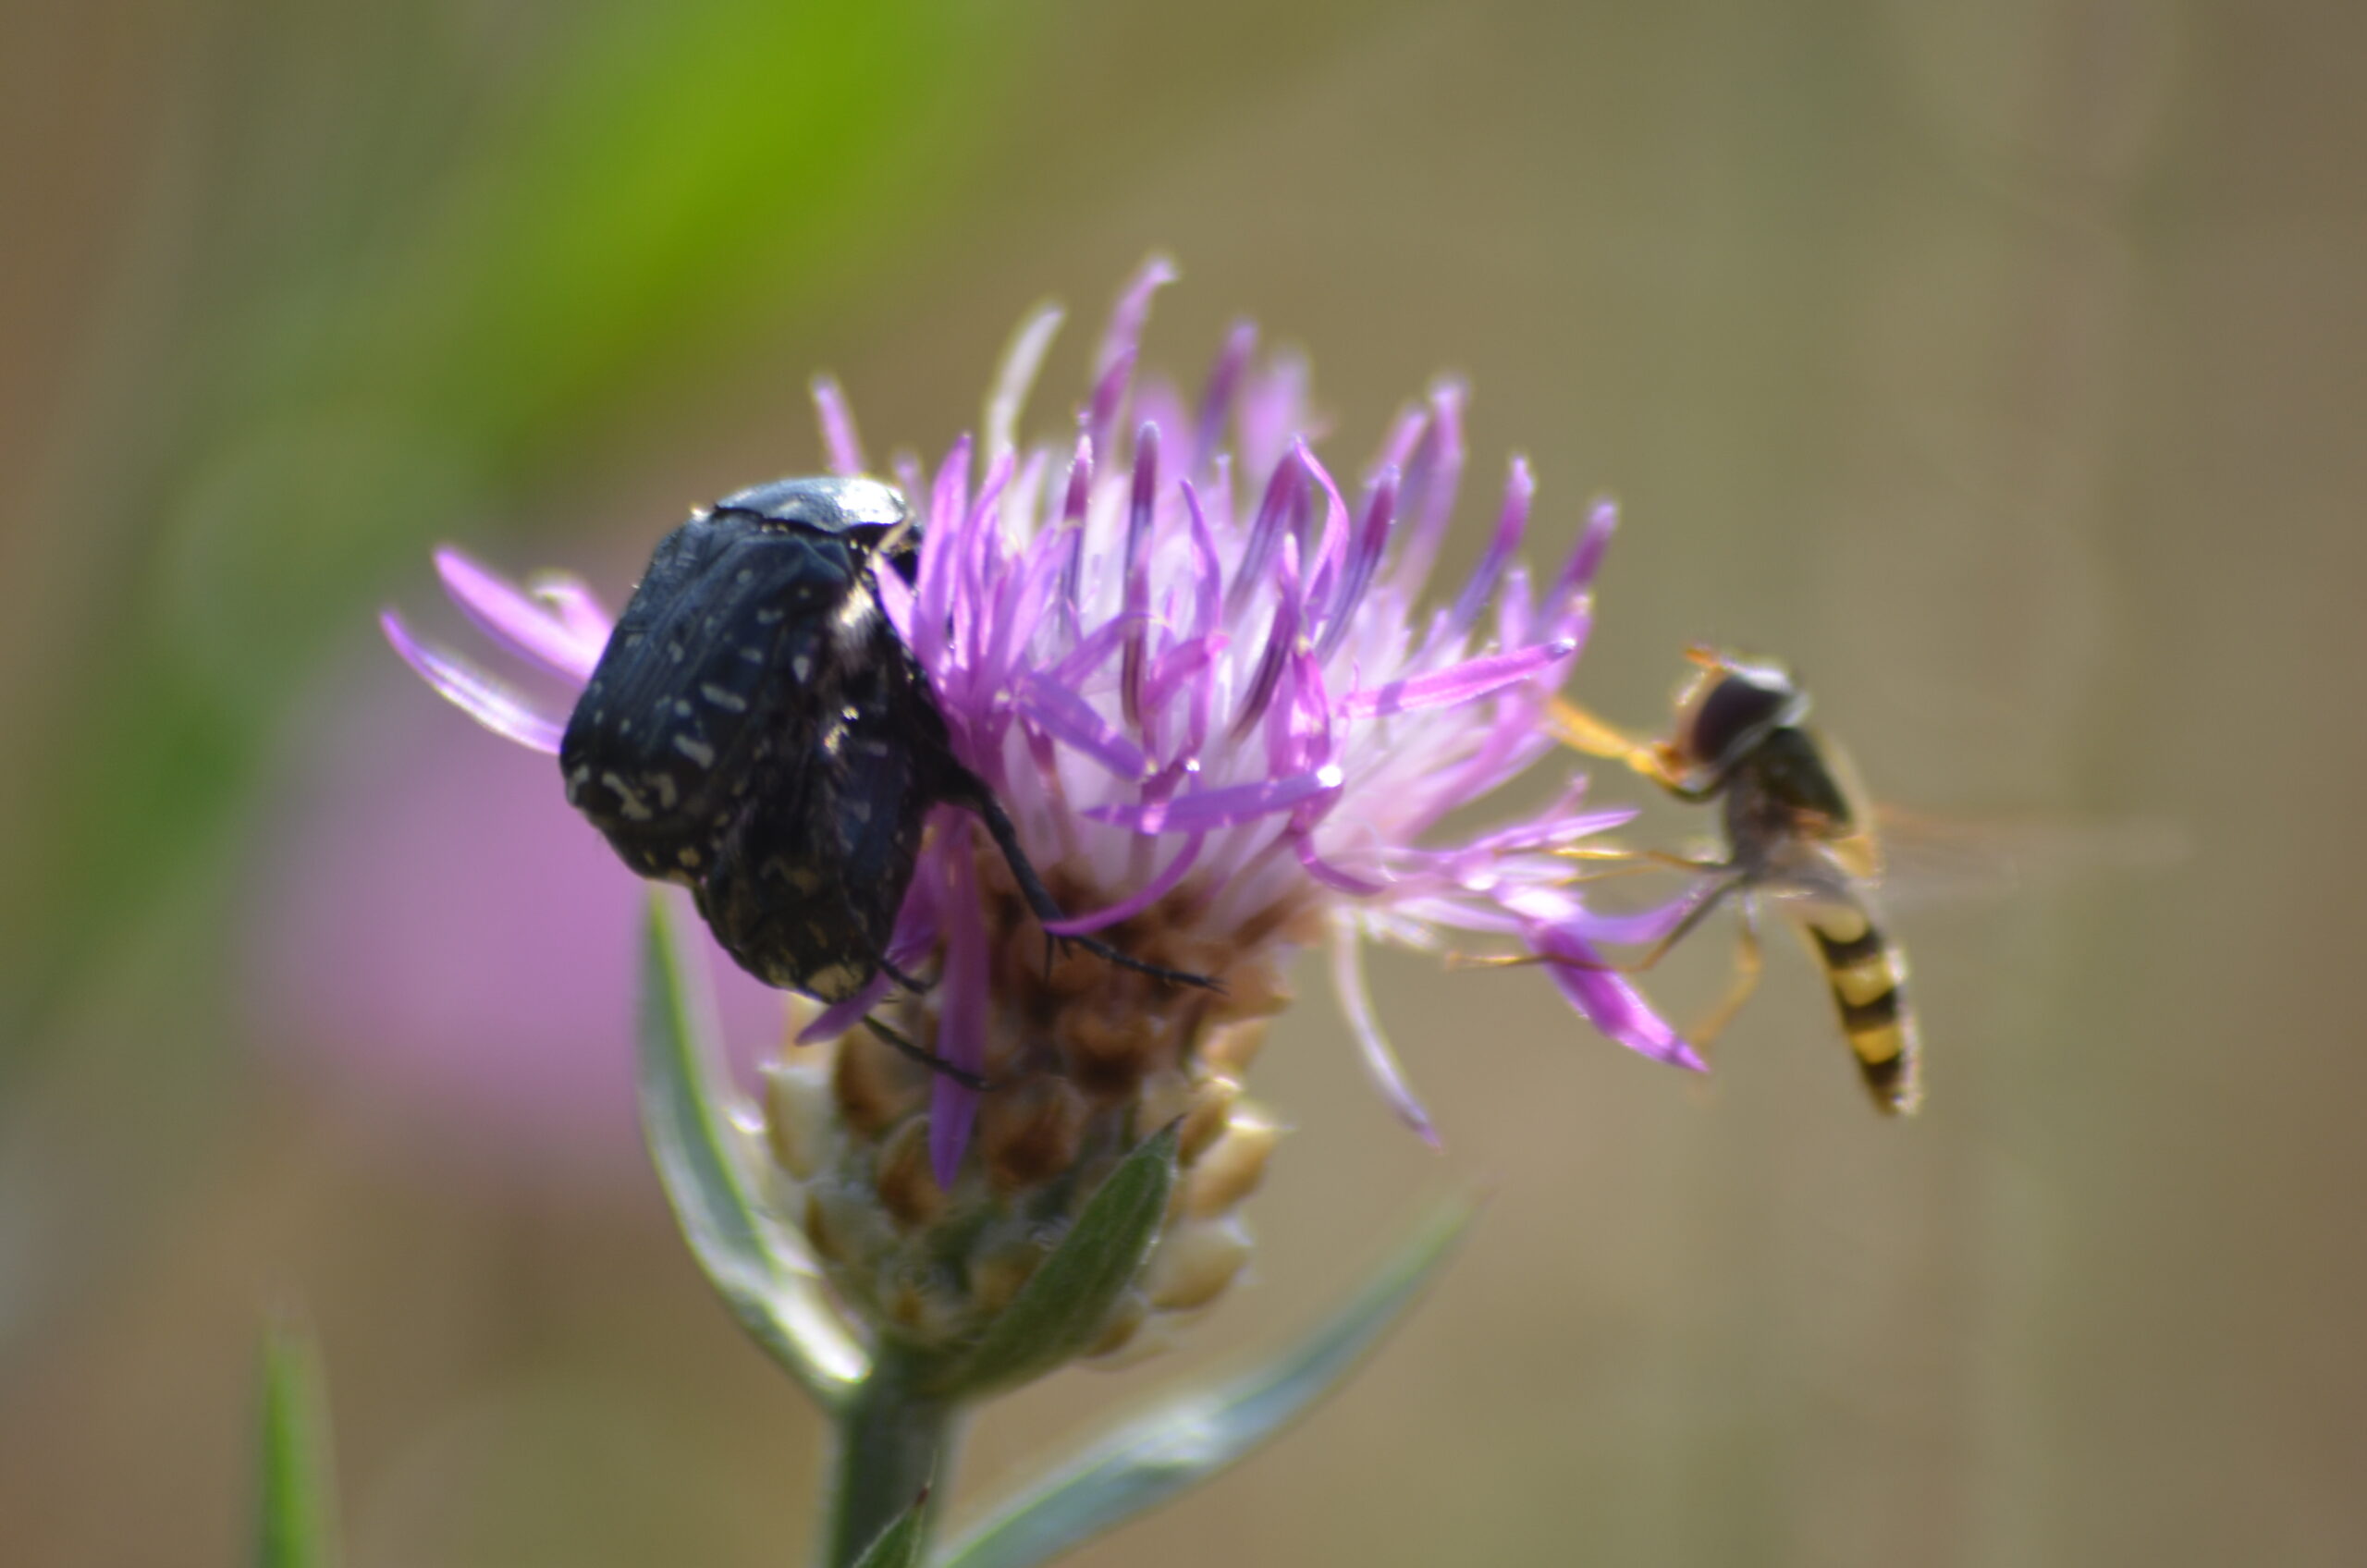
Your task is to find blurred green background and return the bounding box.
[5,0,2361,1562]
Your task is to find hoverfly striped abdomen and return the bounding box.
[1802,901,1921,1114]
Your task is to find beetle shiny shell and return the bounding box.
[559,475,1213,1011]
[559,477,941,999]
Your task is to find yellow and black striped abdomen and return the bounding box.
[1804,902,1923,1114]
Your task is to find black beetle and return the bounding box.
[559,476,1208,1075]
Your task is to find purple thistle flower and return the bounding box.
[384,260,1700,1195]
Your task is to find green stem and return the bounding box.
[817,1352,964,1567]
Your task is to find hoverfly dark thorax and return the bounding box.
[1670,657,1809,788]
[1721,725,1862,852]
[1547,643,1921,1114]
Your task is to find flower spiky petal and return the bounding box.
[385,262,1702,1378]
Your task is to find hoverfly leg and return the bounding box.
[1445,872,1740,976]
[1547,698,1701,795]
[1684,895,1765,1050]
[1621,873,1742,972]
[1555,843,1723,884]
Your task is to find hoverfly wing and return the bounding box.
[1860,805,2187,913]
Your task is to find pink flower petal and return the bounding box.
[1385,380,1466,598]
[1016,673,1149,780]
[526,574,615,649]
[1330,919,1441,1146]
[435,548,604,683]
[1044,833,1203,936]
[380,610,567,753]
[1225,442,1309,619]
[1191,319,1257,472]
[1086,765,1343,834]
[1551,496,1619,607]
[812,374,866,477]
[929,825,991,1186]
[1298,836,1389,896]
[801,974,894,1045]
[1535,925,1705,1072]
[1314,466,1396,663]
[1445,456,1533,635]
[986,301,1065,458]
[1339,639,1576,720]
[1121,422,1159,729]
[1087,255,1177,459]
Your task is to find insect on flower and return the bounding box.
[557,473,1213,1078]
[385,258,1713,1192]
[1548,645,1923,1114]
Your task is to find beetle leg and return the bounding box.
[823,881,938,996]
[875,952,936,995]
[953,772,1224,993]
[861,1014,997,1092]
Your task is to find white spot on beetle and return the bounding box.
[700,682,748,712]
[672,734,716,767]
[806,962,859,997]
[601,772,653,822]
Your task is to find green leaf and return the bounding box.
[933,1122,1182,1399]
[938,1196,1480,1568]
[846,1486,934,1568]
[4,0,1024,1071]
[255,1319,339,1568]
[638,890,869,1408]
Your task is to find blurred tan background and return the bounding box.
[4,0,2362,1563]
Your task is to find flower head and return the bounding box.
[385,261,1698,1365]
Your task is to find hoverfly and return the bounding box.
[1550,645,1922,1114]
